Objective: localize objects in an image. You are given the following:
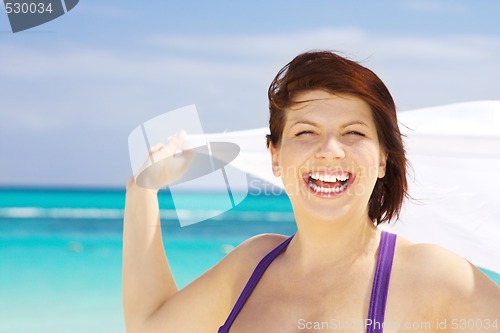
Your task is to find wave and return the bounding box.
[0,207,295,222]
[0,207,124,219]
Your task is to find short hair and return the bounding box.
[266,50,408,225]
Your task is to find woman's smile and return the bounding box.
[302,169,355,198]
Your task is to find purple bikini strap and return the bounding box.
[366,231,397,333]
[217,235,294,333]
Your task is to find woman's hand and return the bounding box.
[132,130,195,190]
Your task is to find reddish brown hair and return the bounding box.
[266,50,408,225]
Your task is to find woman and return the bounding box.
[123,51,500,333]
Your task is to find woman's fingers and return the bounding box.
[150,130,186,160]
[169,130,187,151]
[135,130,194,189]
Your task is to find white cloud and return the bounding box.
[372,36,494,61]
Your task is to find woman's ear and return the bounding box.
[378,149,388,179]
[269,142,281,177]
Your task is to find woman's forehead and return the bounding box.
[286,91,374,122]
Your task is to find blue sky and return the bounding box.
[1,0,499,187]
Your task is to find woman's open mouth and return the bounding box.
[303,170,354,198]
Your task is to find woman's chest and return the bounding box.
[228,267,434,333]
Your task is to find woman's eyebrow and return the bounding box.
[342,120,370,128]
[289,120,371,128]
[289,120,319,128]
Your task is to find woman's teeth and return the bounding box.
[309,172,350,183]
[307,172,351,195]
[309,181,348,194]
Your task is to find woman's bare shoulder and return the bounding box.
[222,233,290,271]
[193,233,289,291]
[393,234,500,323]
[214,233,290,305]
[394,235,482,290]
[395,236,481,285]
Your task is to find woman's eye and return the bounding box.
[295,130,315,136]
[346,131,365,137]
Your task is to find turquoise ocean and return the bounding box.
[0,187,296,333]
[1,187,499,333]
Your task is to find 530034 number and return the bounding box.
[5,2,54,14]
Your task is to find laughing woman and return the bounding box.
[122,51,500,333]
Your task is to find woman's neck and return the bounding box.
[286,210,381,271]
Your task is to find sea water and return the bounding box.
[0,188,498,333]
[0,187,296,333]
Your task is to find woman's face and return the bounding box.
[270,90,387,224]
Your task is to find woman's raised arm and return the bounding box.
[122,133,238,333]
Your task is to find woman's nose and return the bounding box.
[315,135,345,160]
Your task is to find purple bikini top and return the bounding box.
[218,231,397,333]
